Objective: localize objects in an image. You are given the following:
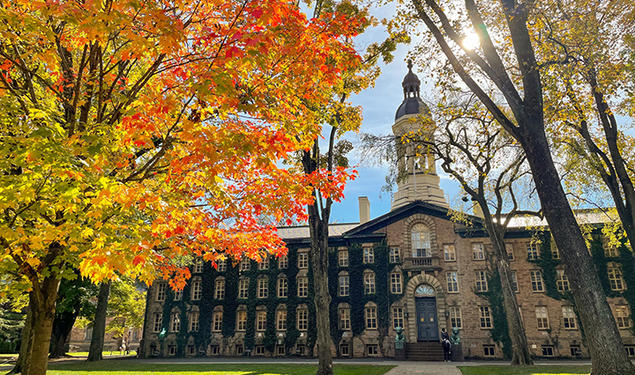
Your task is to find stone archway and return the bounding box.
[404,273,447,343]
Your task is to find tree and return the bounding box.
[531,0,635,249]
[404,0,635,372]
[105,280,146,345]
[50,277,97,358]
[296,1,404,373]
[0,1,364,374]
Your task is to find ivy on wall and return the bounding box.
[482,268,512,359]
[156,239,412,357]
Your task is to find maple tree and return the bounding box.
[0,1,364,374]
[395,0,635,373]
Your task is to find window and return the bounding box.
[530,270,544,292]
[626,345,635,358]
[256,310,267,331]
[527,242,539,260]
[338,274,350,297]
[236,310,247,331]
[366,344,379,356]
[391,272,403,294]
[446,272,459,293]
[298,252,309,269]
[556,270,570,292]
[363,247,374,264]
[608,263,625,291]
[510,271,519,292]
[340,343,350,356]
[168,344,177,356]
[193,259,203,273]
[444,244,456,261]
[338,250,349,267]
[278,255,288,269]
[170,312,181,332]
[411,224,431,257]
[615,305,631,328]
[472,243,485,260]
[506,244,514,260]
[217,258,226,272]
[541,345,554,357]
[257,277,268,298]
[551,240,560,259]
[214,278,225,300]
[187,345,195,355]
[480,306,492,328]
[174,289,182,301]
[235,344,244,355]
[536,306,549,329]
[392,307,404,329]
[483,345,495,357]
[390,247,401,263]
[240,258,251,271]
[297,307,308,331]
[276,309,287,331]
[152,312,162,332]
[570,344,582,357]
[210,345,220,355]
[156,283,167,302]
[365,304,377,329]
[258,258,269,270]
[277,345,285,356]
[297,276,308,297]
[475,271,488,292]
[605,242,619,257]
[339,306,351,330]
[212,310,223,332]
[449,306,462,329]
[277,277,288,298]
[563,306,576,329]
[191,279,202,301]
[364,271,376,295]
[188,311,199,332]
[255,345,265,355]
[238,278,249,299]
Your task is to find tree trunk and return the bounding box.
[87,281,111,362]
[480,205,533,365]
[21,277,60,375]
[9,299,32,374]
[49,310,79,358]
[520,123,634,375]
[309,215,334,375]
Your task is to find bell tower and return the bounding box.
[391,61,448,209]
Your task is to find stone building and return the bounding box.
[140,63,635,360]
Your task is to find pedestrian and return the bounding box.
[441,328,451,362]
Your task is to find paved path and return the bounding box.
[384,362,461,375]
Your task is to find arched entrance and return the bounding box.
[414,284,438,341]
[404,273,447,343]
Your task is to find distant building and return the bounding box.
[69,320,142,352]
[139,63,635,360]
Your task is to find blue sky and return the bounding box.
[327,4,462,223]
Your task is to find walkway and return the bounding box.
[385,362,461,375]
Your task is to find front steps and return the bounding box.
[405,342,444,361]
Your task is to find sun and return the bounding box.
[462,32,480,51]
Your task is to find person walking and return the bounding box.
[441,328,451,362]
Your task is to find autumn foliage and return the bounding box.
[0,1,365,371]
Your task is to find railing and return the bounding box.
[403,256,441,270]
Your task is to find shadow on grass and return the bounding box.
[47,361,395,375]
[458,365,590,375]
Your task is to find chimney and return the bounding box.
[359,196,370,224]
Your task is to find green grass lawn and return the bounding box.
[48,361,395,375]
[458,365,591,375]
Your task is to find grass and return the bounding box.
[48,361,395,375]
[458,365,591,375]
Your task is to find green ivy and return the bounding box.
[482,268,512,359]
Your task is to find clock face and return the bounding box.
[415,284,436,297]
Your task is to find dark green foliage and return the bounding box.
[481,268,512,359]
[0,307,24,353]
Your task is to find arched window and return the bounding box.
[411,224,431,257]
[169,308,181,332]
[277,275,288,298]
[363,270,375,295]
[365,302,377,329]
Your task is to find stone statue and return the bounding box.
[394,327,406,350]
[450,327,461,345]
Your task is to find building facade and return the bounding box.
[140,64,635,360]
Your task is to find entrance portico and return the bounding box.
[404,273,447,343]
